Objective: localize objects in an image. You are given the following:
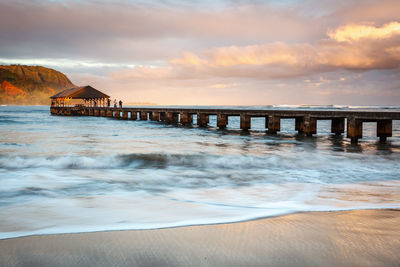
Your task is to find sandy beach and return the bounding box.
[0,209,399,266]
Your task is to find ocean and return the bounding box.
[1,105,400,239]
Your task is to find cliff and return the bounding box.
[0,65,75,105]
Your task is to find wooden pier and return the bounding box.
[50,106,400,144]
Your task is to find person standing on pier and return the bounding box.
[119,100,123,108]
[114,99,117,108]
[107,98,111,107]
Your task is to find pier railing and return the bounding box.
[50,106,400,144]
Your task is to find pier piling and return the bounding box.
[240,114,251,130]
[217,114,228,129]
[267,116,280,134]
[331,118,345,135]
[166,112,179,123]
[304,116,317,136]
[377,120,392,143]
[180,112,192,125]
[159,112,166,121]
[140,111,148,120]
[130,111,137,120]
[151,112,160,121]
[347,117,363,144]
[51,107,399,144]
[295,117,305,133]
[197,113,209,127]
[106,110,113,117]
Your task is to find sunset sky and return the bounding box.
[1,0,400,105]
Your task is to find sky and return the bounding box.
[0,0,400,105]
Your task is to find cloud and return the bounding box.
[73,67,400,105]
[211,83,237,89]
[1,0,399,63]
[1,0,400,105]
[111,21,400,82]
[170,53,204,66]
[0,0,319,62]
[328,21,400,42]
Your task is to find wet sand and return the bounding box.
[0,209,399,267]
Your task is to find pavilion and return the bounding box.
[50,85,110,107]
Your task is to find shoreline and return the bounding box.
[1,208,399,266]
[1,207,397,241]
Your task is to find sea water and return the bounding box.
[0,105,399,239]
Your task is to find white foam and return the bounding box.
[1,181,399,240]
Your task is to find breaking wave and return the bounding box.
[1,151,399,186]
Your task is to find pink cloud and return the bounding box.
[110,21,400,82]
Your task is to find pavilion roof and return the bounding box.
[50,85,110,99]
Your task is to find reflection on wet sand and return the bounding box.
[0,209,399,267]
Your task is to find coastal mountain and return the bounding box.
[0,65,75,105]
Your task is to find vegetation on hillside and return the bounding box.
[0,65,75,105]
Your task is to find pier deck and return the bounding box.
[50,106,400,144]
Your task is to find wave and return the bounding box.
[0,152,309,170]
[0,153,265,171]
[0,153,206,170]
[1,182,399,240]
[0,119,23,124]
[1,152,399,186]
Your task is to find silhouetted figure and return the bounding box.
[107,98,111,107]
[119,100,123,108]
[114,99,117,108]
